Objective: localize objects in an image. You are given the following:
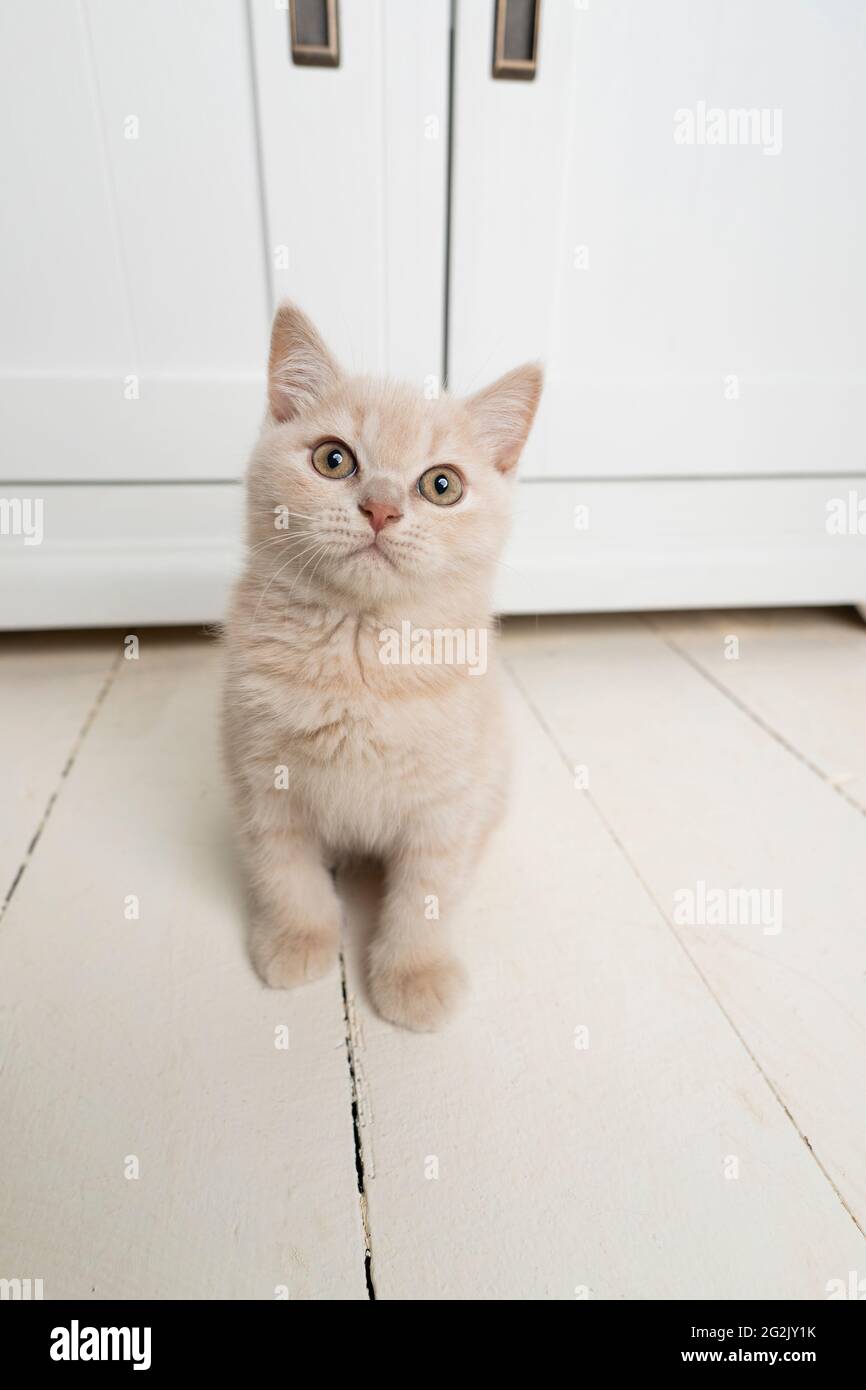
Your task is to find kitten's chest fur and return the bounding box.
[262,611,411,761]
[228,603,500,852]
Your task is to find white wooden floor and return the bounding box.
[1,610,864,1300]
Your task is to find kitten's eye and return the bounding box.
[312,440,357,479]
[418,465,463,506]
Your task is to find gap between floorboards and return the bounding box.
[643,614,866,823]
[0,649,123,925]
[501,652,866,1242]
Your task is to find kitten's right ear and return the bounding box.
[268,302,341,423]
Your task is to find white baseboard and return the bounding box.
[1,477,864,629]
[0,484,243,629]
[496,476,866,613]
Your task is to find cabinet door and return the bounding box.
[0,0,449,484]
[448,0,866,481]
[0,0,269,482]
[249,0,449,388]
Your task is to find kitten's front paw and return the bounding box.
[251,923,339,989]
[369,955,467,1032]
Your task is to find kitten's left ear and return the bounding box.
[464,363,543,475]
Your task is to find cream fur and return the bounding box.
[223,303,542,1030]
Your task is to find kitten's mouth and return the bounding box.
[348,540,396,569]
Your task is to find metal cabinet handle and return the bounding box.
[492,0,540,81]
[290,0,340,69]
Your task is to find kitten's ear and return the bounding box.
[268,301,341,423]
[464,363,543,475]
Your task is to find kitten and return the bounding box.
[223,303,541,1030]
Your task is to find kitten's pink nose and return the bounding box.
[359,500,402,534]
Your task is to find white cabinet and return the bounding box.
[249,0,448,384]
[451,0,866,483]
[450,0,866,613]
[0,0,864,626]
[0,0,268,483]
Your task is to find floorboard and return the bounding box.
[338,672,864,1299]
[0,634,368,1299]
[0,632,118,905]
[505,613,866,1240]
[650,608,866,815]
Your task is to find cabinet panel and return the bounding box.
[449,0,866,479]
[249,0,449,385]
[0,1,450,485]
[0,1,132,370]
[84,0,270,373]
[0,0,269,482]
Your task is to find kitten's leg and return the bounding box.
[244,821,341,989]
[368,835,474,1032]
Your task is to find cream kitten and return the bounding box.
[223,303,541,1030]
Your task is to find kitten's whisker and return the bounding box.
[251,537,326,622]
[245,535,302,559]
[263,537,325,575]
[246,507,324,525]
[286,543,330,601]
[246,532,319,560]
[304,545,330,594]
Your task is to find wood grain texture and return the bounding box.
[339,676,864,1299]
[505,613,866,1235]
[0,635,367,1299]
